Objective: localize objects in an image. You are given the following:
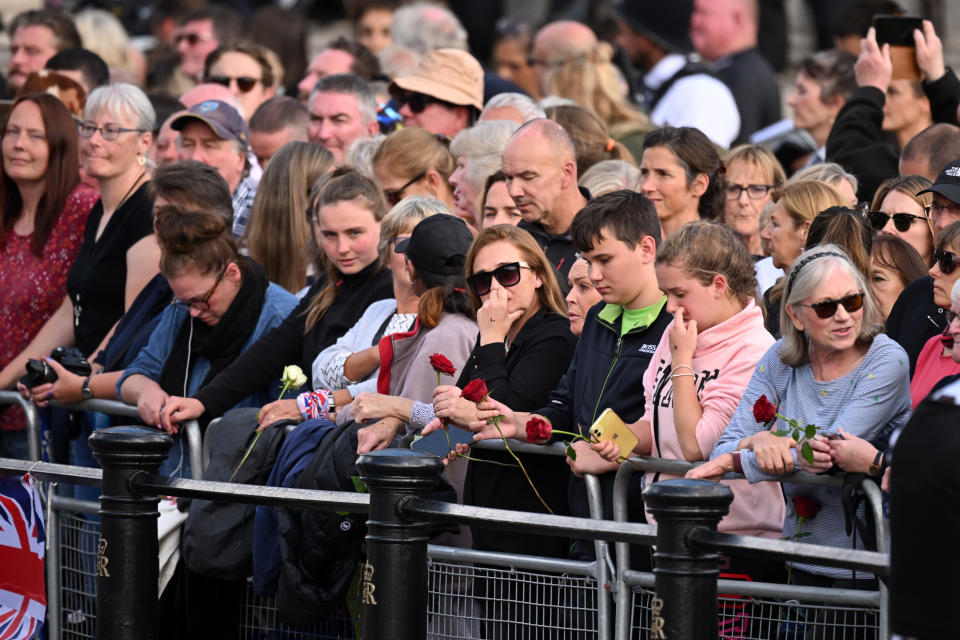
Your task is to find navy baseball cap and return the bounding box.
[170,100,250,148]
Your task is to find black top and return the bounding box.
[884,275,948,376]
[66,182,154,357]
[889,373,960,637]
[538,300,673,562]
[456,308,577,557]
[826,69,960,203]
[716,47,781,145]
[193,261,393,417]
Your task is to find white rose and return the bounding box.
[282,364,308,389]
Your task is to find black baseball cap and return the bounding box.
[917,157,960,205]
[394,214,473,277]
[613,0,694,54]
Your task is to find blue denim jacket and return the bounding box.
[117,282,298,407]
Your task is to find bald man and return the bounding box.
[689,0,780,143]
[530,21,598,96]
[501,118,589,282]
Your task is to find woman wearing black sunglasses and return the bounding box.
[690,245,911,588]
[868,175,934,266]
[909,222,960,408]
[372,127,456,211]
[203,41,277,121]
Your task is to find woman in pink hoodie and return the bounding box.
[595,221,785,577]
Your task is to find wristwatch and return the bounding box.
[869,451,885,477]
[327,393,336,415]
[81,376,94,401]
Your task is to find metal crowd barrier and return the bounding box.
[612,456,889,640]
[0,429,889,640]
[0,393,202,640]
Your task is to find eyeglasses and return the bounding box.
[394,91,451,114]
[206,75,262,93]
[383,171,427,206]
[925,202,960,218]
[805,292,865,319]
[466,262,531,296]
[172,270,226,311]
[390,236,409,251]
[867,211,929,232]
[175,32,216,47]
[933,249,959,275]
[726,184,775,200]
[76,121,147,140]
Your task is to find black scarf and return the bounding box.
[158,258,268,396]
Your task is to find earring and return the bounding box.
[137,155,146,167]
[535,279,542,287]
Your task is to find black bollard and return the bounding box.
[89,426,172,640]
[357,449,443,640]
[643,478,733,640]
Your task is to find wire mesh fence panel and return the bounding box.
[426,560,599,640]
[630,586,880,640]
[59,513,98,640]
[241,582,359,640]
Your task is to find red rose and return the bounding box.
[525,416,552,443]
[461,378,489,403]
[753,394,777,424]
[429,353,456,377]
[792,495,821,520]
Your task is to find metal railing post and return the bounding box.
[88,426,171,640]
[643,478,733,640]
[357,449,443,640]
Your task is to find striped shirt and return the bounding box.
[712,334,911,578]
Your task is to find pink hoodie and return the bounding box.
[641,300,785,538]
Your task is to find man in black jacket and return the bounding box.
[825,20,960,203]
[503,119,590,285]
[472,190,671,564]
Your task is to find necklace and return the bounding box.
[113,170,147,213]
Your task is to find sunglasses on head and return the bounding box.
[934,249,960,275]
[867,211,928,233]
[805,292,865,319]
[206,75,262,93]
[466,262,531,296]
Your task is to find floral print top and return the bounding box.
[0,182,98,431]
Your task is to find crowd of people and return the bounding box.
[1,0,959,637]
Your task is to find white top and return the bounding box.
[754,256,784,298]
[646,53,741,149]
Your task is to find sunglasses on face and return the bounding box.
[726,184,775,200]
[804,292,865,319]
[383,170,427,206]
[175,32,215,47]
[172,269,226,312]
[867,211,928,233]
[206,75,262,93]
[466,262,531,296]
[394,91,452,114]
[934,249,960,275]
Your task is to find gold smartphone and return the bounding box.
[588,408,638,460]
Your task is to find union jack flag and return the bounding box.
[0,473,45,640]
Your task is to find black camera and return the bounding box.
[19,347,92,388]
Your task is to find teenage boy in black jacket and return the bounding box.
[471,190,671,564]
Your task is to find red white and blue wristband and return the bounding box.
[297,390,333,420]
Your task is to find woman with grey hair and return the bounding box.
[0,83,159,392]
[690,244,911,587]
[449,119,519,227]
[579,160,641,197]
[0,83,159,469]
[789,161,859,208]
